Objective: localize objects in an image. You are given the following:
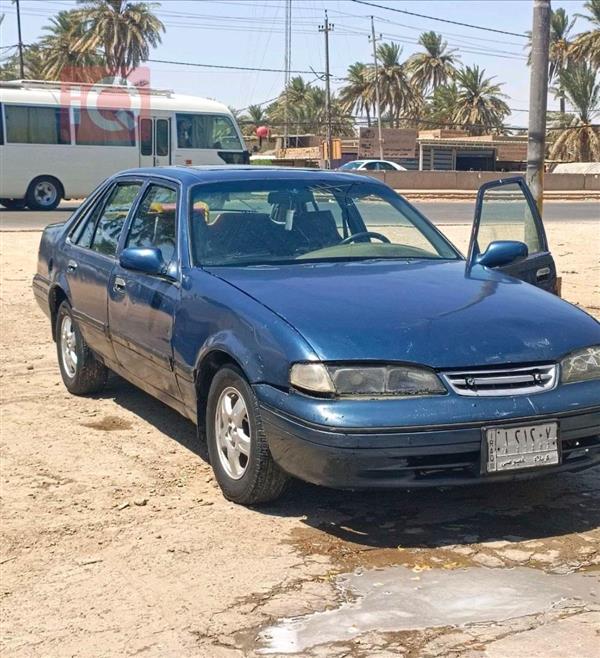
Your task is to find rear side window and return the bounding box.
[126,184,177,265]
[4,104,70,144]
[89,183,142,256]
[71,196,106,248]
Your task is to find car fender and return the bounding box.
[173,269,320,399]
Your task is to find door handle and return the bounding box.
[67,260,78,272]
[536,267,551,280]
[113,276,126,292]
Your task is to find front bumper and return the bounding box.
[255,384,600,488]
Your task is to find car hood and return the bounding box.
[208,260,600,369]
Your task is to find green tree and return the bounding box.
[75,0,165,78]
[407,31,459,94]
[425,82,459,128]
[339,62,373,126]
[239,104,267,136]
[39,10,103,81]
[570,0,600,68]
[0,43,47,80]
[375,42,421,127]
[268,77,354,136]
[527,8,576,114]
[452,65,510,134]
[549,62,600,162]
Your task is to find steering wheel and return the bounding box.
[340,231,391,245]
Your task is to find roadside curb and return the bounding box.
[397,190,600,202]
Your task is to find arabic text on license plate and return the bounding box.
[485,422,559,473]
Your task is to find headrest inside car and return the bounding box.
[267,189,316,207]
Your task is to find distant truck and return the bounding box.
[0,79,248,210]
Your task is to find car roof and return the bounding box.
[112,165,388,186]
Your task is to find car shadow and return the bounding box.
[100,373,208,461]
[100,374,599,551]
[273,475,599,550]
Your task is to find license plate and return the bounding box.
[484,422,559,473]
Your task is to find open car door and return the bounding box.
[467,177,558,294]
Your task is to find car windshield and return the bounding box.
[339,161,363,170]
[189,179,459,267]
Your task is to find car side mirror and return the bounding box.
[476,240,528,269]
[119,247,166,276]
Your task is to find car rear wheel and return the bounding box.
[26,176,62,210]
[56,301,108,395]
[206,366,289,505]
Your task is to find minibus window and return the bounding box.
[5,105,70,144]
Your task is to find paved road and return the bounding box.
[0,200,598,231]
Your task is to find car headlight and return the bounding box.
[290,363,446,397]
[560,346,600,384]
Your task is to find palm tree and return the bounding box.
[375,42,420,127]
[0,43,47,80]
[407,31,459,93]
[75,0,165,78]
[339,62,373,126]
[239,104,267,136]
[549,62,600,162]
[39,10,103,81]
[268,76,312,135]
[452,65,510,134]
[570,0,600,68]
[267,77,353,137]
[246,104,267,125]
[527,8,576,114]
[426,82,459,128]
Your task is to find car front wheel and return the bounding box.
[56,301,108,395]
[206,366,289,505]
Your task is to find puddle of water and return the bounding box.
[257,566,600,654]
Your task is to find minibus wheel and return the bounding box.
[25,176,63,211]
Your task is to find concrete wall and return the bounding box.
[359,170,600,191]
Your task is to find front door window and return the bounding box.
[475,181,543,257]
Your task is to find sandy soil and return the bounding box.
[1,227,599,657]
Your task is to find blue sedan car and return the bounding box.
[33,167,600,504]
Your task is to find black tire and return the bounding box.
[56,301,107,395]
[206,366,289,505]
[25,176,62,211]
[0,198,26,210]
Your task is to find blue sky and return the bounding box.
[0,0,590,124]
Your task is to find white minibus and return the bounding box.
[0,80,248,209]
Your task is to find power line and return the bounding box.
[350,0,528,39]
[147,58,324,76]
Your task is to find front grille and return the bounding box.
[442,364,558,397]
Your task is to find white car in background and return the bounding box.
[340,159,407,172]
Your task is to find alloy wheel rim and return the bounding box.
[34,181,57,206]
[215,386,251,480]
[60,315,78,378]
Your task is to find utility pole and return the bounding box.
[15,0,25,79]
[283,0,292,149]
[526,0,551,216]
[319,11,334,169]
[369,16,384,160]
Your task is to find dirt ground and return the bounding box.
[1,226,599,658]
